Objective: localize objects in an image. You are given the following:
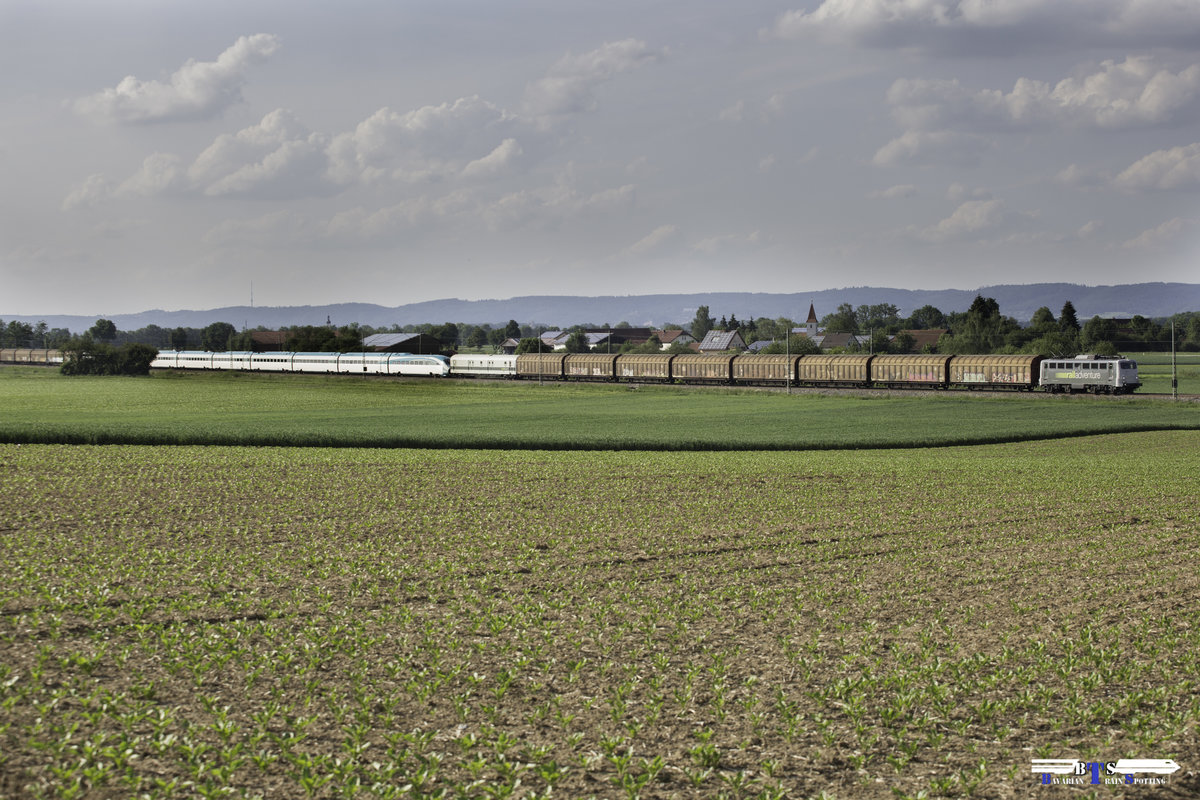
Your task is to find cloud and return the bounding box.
[462,138,524,179]
[766,1,1200,54]
[116,153,186,197]
[62,175,113,210]
[326,96,521,185]
[1055,163,1111,188]
[868,184,916,200]
[523,39,661,119]
[1115,142,1200,190]
[916,198,1028,242]
[873,130,989,167]
[886,58,1200,133]
[692,231,763,254]
[194,111,331,199]
[1121,216,1198,249]
[626,224,678,255]
[74,34,280,124]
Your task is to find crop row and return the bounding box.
[2,433,1199,798]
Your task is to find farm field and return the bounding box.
[1124,352,1200,396]
[2,433,1199,798]
[0,368,1197,450]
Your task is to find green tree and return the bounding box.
[856,303,900,332]
[169,327,190,350]
[466,327,488,348]
[906,304,947,330]
[690,305,713,341]
[1059,301,1080,333]
[504,320,522,340]
[1029,307,1056,328]
[821,303,859,333]
[760,334,821,355]
[514,337,545,354]
[891,331,916,354]
[1081,316,1119,353]
[564,331,590,353]
[89,319,117,341]
[200,322,237,351]
[4,320,34,347]
[61,339,157,375]
[435,322,459,348]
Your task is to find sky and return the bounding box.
[3,0,1200,316]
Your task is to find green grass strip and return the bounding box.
[1,367,1197,451]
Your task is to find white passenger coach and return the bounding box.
[150,351,450,377]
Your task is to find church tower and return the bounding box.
[805,302,819,338]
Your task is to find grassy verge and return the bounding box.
[1,366,1197,450]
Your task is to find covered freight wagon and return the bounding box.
[516,352,566,380]
[670,354,735,383]
[616,353,673,382]
[870,354,951,387]
[948,355,1041,390]
[732,354,800,384]
[795,354,872,387]
[564,353,619,380]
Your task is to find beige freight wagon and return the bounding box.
[670,354,735,382]
[948,355,1042,390]
[870,354,952,386]
[732,354,800,383]
[516,353,566,379]
[616,354,673,381]
[795,354,872,386]
[564,353,619,380]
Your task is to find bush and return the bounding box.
[61,339,159,376]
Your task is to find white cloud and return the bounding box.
[326,96,520,185]
[74,34,280,124]
[868,184,916,200]
[1121,216,1197,249]
[886,58,1200,133]
[626,224,678,255]
[767,1,1200,53]
[1055,163,1111,188]
[873,130,989,167]
[62,174,113,210]
[189,109,331,198]
[116,153,186,197]
[522,39,661,119]
[692,231,763,254]
[917,198,1008,242]
[719,100,746,123]
[1115,142,1200,190]
[462,138,524,179]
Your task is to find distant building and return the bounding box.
[249,331,288,351]
[362,333,444,354]
[697,330,747,352]
[654,329,695,350]
[818,332,865,350]
[585,327,654,346]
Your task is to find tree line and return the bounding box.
[6,302,1200,362]
[684,300,1200,355]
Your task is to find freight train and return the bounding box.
[1,348,1141,394]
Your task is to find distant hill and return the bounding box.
[7,282,1199,333]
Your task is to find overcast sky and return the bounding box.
[3,0,1200,316]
